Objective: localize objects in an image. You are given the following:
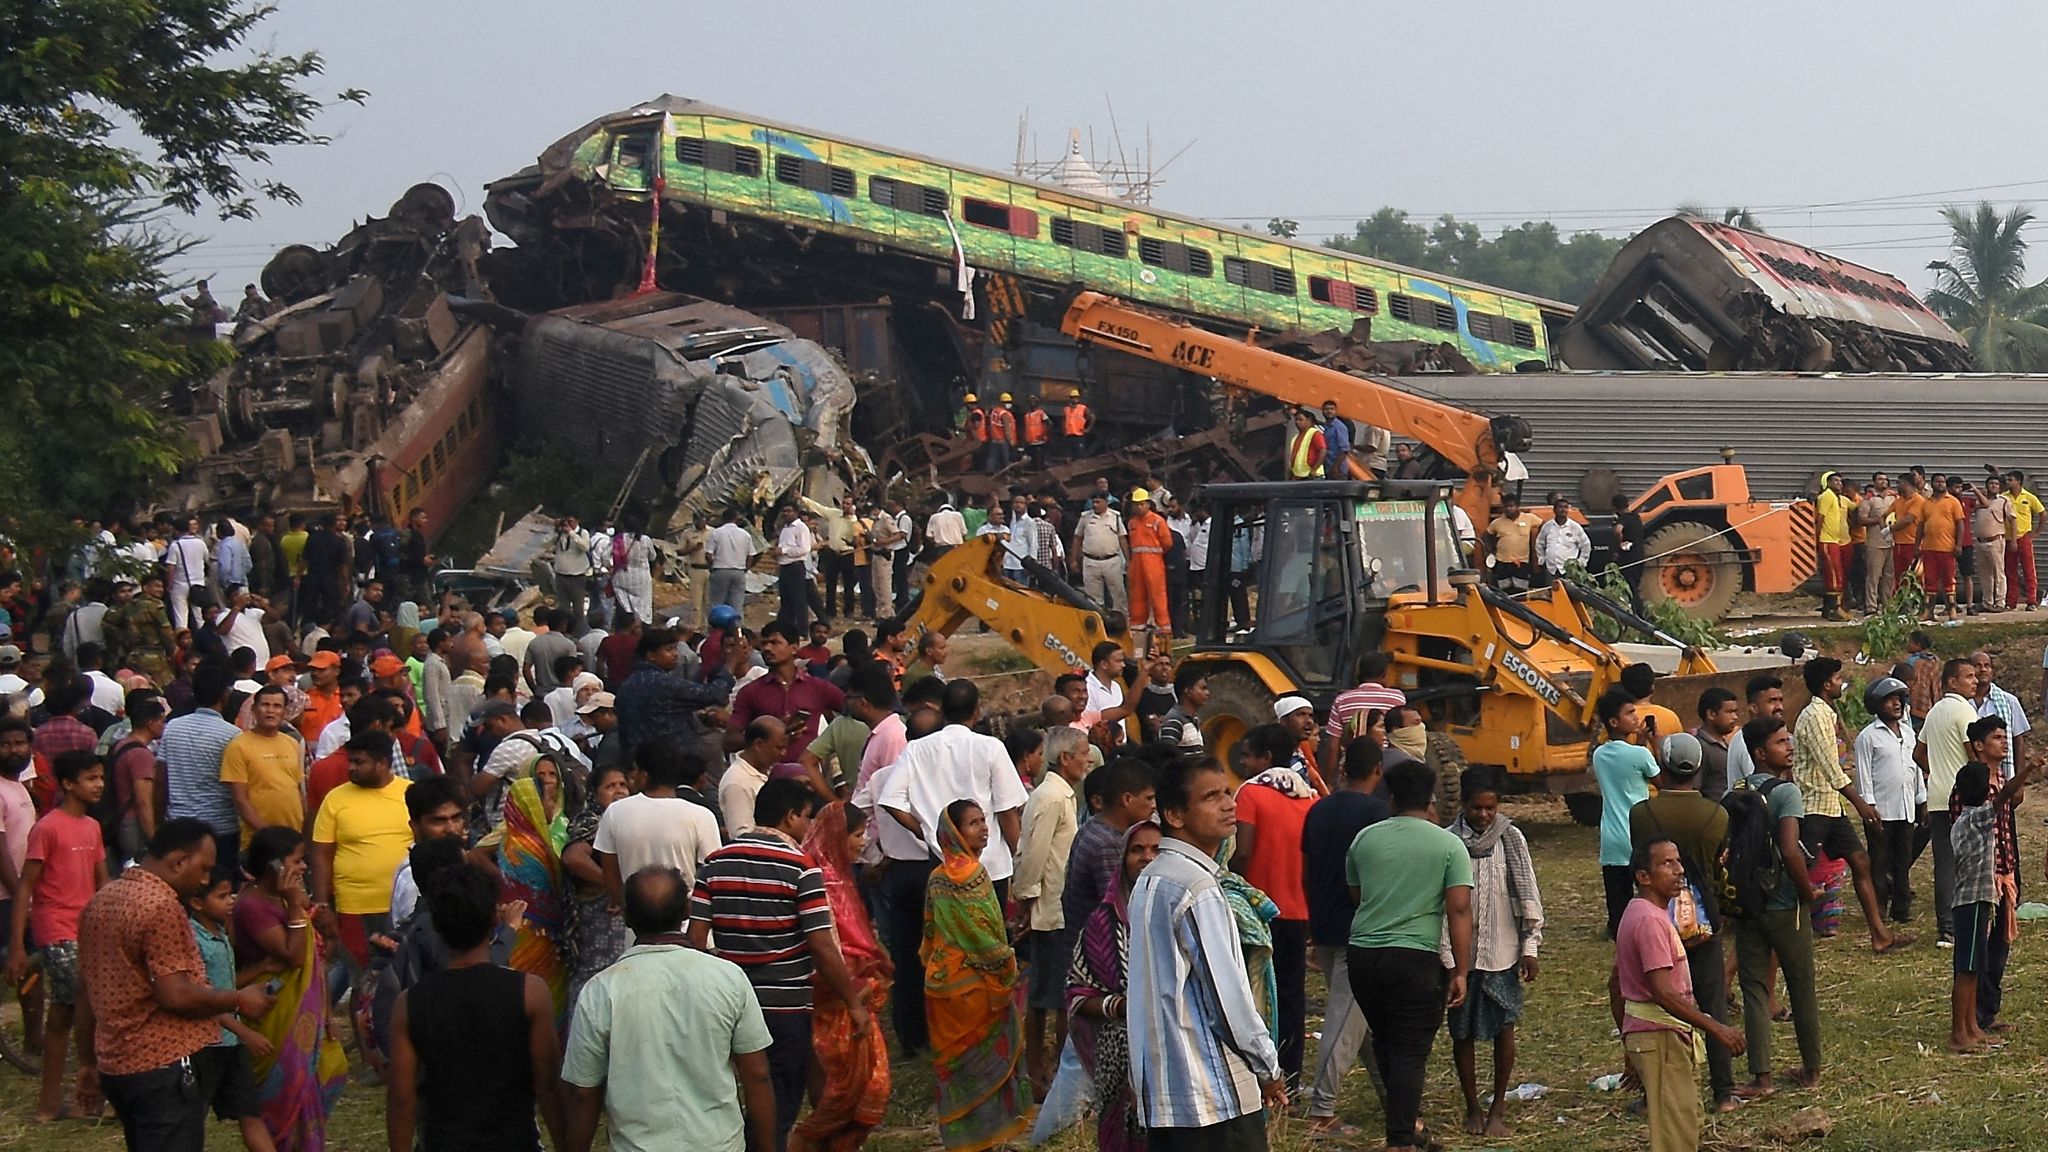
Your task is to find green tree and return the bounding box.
[1925,202,2048,372]
[1326,209,1625,304]
[0,0,361,547]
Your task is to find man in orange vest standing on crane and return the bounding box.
[986,392,1020,472]
[1126,487,1174,639]
[1021,393,1051,458]
[1060,386,1093,461]
[1287,407,1326,480]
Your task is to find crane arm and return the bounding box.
[1059,291,1511,478]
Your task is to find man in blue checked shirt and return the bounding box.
[1126,757,1285,1151]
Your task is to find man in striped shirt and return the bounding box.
[158,664,245,873]
[1316,651,1407,776]
[689,778,867,1152]
[1127,756,1285,1149]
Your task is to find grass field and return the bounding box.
[10,622,2048,1150]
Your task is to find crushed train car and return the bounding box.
[1557,216,1972,373]
[506,292,866,527]
[164,184,496,540]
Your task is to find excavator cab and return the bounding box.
[1186,479,1465,767]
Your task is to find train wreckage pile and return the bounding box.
[170,189,870,541]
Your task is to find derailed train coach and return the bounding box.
[1557,216,1972,374]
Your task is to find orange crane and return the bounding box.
[1058,289,1530,534]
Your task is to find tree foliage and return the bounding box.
[1925,201,2048,372]
[1324,208,1626,305]
[0,0,360,549]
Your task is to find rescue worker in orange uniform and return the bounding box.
[1286,407,1326,479]
[1021,393,1051,455]
[1060,386,1093,461]
[1125,487,1174,637]
[986,391,1020,471]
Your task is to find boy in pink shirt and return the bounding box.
[6,750,110,1120]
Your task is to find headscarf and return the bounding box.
[804,802,889,972]
[395,602,422,631]
[1214,839,1280,1042]
[925,806,1014,981]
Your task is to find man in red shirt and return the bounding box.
[1125,489,1174,638]
[728,621,844,753]
[1232,722,1318,1094]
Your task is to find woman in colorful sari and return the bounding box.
[923,799,1032,1151]
[793,802,894,1152]
[474,754,573,1028]
[560,763,633,1016]
[1067,820,1162,1152]
[230,826,347,1151]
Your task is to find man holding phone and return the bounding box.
[729,621,844,754]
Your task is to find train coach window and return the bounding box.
[774,154,856,197]
[1387,293,1458,331]
[1225,257,1296,296]
[962,197,1039,238]
[870,176,949,217]
[675,137,762,178]
[1052,218,1127,258]
[1138,237,1213,277]
[1309,276,1377,313]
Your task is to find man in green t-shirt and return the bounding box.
[1344,758,1472,1150]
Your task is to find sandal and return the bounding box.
[1306,1119,1364,1140]
[1874,932,1917,954]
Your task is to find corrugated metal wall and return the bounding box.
[1387,373,2048,500]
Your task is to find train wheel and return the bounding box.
[1197,668,1276,782]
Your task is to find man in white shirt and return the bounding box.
[774,505,815,633]
[925,502,967,555]
[853,707,946,1054]
[1853,677,1923,927]
[1534,495,1592,578]
[719,715,787,837]
[1918,657,1979,945]
[878,679,1028,888]
[593,742,722,905]
[163,516,211,629]
[704,508,757,620]
[1085,640,1134,740]
[1069,493,1129,615]
[551,515,594,637]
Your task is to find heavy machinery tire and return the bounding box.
[1639,520,1741,622]
[1196,667,1277,781]
[1563,792,1603,827]
[1426,732,1467,824]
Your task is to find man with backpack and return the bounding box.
[1728,716,1822,1099]
[1629,732,1738,1113]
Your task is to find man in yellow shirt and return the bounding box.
[2002,469,2043,610]
[1816,470,1854,621]
[311,731,413,970]
[219,684,304,846]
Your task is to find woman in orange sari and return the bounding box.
[793,803,893,1152]
[923,799,1031,1151]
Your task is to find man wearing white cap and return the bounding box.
[1275,696,1331,795]
[575,691,623,771]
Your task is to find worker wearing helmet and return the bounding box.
[985,391,1020,471]
[1852,675,1922,925]
[1060,386,1093,461]
[959,392,989,450]
[1125,487,1174,638]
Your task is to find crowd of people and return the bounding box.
[0,483,2043,1152]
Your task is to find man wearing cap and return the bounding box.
[1854,677,1923,926]
[574,692,623,771]
[1069,492,1128,618]
[1059,386,1092,460]
[0,645,26,699]
[986,393,1019,471]
[1125,489,1174,637]
[1627,732,1739,1113]
[298,650,347,744]
[1815,470,1853,621]
[1275,696,1331,795]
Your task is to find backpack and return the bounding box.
[1641,798,1720,945]
[1721,776,1789,920]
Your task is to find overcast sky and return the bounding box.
[172,0,2048,301]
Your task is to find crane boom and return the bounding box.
[1058,290,1528,529]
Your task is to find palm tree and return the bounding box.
[1925,202,2048,372]
[1675,204,1766,232]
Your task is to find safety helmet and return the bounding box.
[1069,387,1082,399]
[1130,487,1152,503]
[1862,676,1910,713]
[999,392,1013,402]
[963,393,978,404]
[708,604,741,630]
